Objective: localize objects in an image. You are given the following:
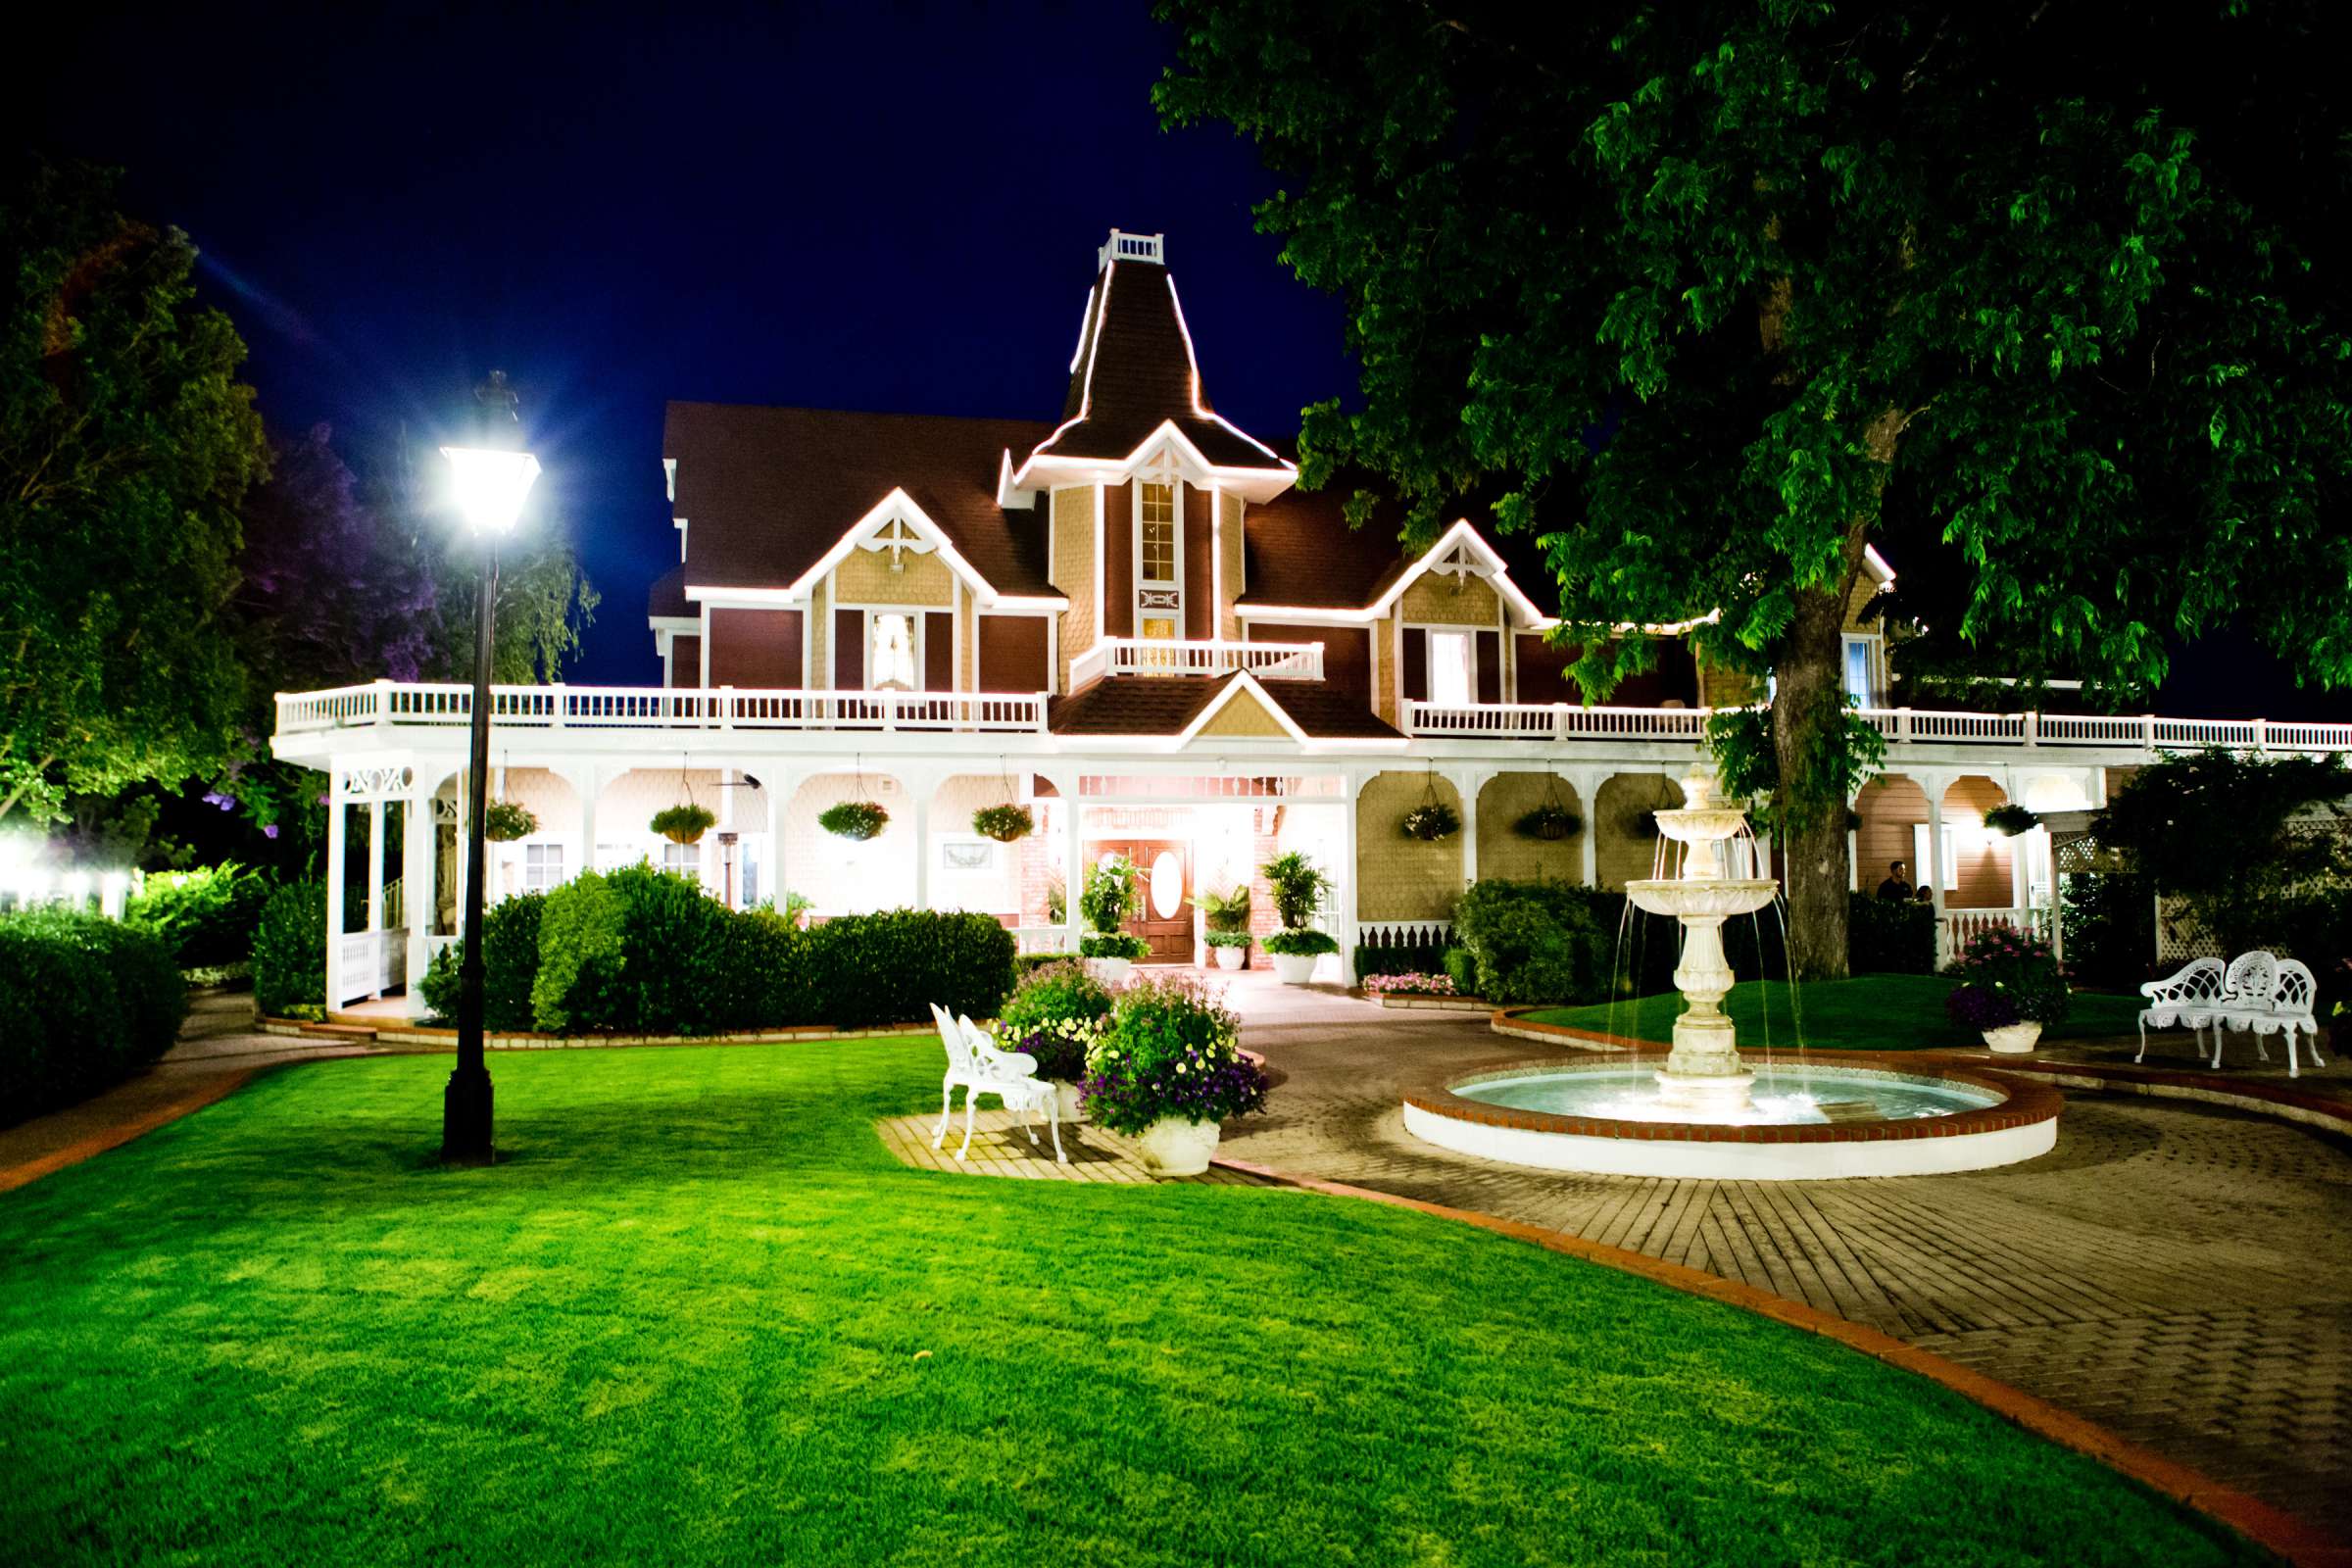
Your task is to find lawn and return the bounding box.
[0,1043,2258,1567]
[1528,974,2145,1052]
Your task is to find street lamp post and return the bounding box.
[438,395,541,1164]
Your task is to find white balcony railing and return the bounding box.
[1401,699,2352,753]
[276,681,1049,736]
[1068,637,1323,687]
[1937,906,2058,966]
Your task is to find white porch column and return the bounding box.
[1337,767,1362,986]
[577,763,600,879]
[1041,770,1084,951]
[323,772,346,1013]
[910,769,935,911]
[403,783,434,1017]
[1921,769,1951,963]
[1847,789,1862,892]
[1445,766,1489,893]
[1568,768,1605,888]
[365,798,387,999]
[764,767,801,916]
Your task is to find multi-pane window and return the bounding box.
[1140,483,1176,582]
[1842,635,1880,708]
[662,841,700,883]
[870,612,917,691]
[524,843,564,891]
[1427,630,1474,706]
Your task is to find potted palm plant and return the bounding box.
[1259,851,1335,984]
[1079,856,1146,983]
[1197,884,1251,970]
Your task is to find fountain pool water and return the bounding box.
[1399,769,2064,1180]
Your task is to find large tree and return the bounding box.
[0,155,267,823]
[1156,0,2352,976]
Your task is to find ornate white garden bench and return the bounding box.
[2139,952,2327,1078]
[928,1004,1066,1163]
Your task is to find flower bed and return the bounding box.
[1081,972,1270,1139]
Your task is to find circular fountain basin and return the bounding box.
[1403,1055,2061,1181]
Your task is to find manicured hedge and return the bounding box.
[123,861,272,971]
[1454,880,1614,1004]
[252,880,327,1016]
[424,868,1015,1036]
[0,911,187,1126]
[1847,892,1936,975]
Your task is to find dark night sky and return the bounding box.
[18,2,2347,718]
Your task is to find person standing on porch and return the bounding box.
[1877,860,1914,901]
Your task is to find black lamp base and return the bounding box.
[440,1066,497,1165]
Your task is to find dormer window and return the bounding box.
[870,612,919,691]
[1140,482,1177,583]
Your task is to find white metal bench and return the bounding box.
[2140,952,2327,1078]
[928,1004,1066,1162]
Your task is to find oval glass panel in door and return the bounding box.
[1150,851,1184,918]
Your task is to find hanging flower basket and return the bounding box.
[650,803,717,845]
[1984,804,2041,838]
[819,801,890,841]
[972,804,1034,843]
[1401,803,1460,842]
[1514,804,1581,842]
[482,800,537,843]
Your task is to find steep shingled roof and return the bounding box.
[1022,255,1289,473]
[662,403,1057,598]
[1048,672,1401,739]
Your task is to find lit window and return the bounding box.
[1912,823,1957,892]
[870,612,917,691]
[1140,483,1176,582]
[662,841,700,883]
[1427,630,1473,706]
[1843,636,1877,707]
[524,843,564,891]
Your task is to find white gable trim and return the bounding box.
[684,489,1064,612]
[1009,417,1295,500]
[1175,671,1312,748]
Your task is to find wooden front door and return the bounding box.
[1100,840,1192,963]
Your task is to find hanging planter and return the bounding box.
[1401,803,1460,842]
[819,801,890,841]
[483,800,538,843]
[651,804,716,845]
[1514,804,1581,842]
[972,804,1034,843]
[1984,804,2041,837]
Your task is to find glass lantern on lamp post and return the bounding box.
[439,379,541,1164]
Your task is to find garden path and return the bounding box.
[1214,978,2352,1543]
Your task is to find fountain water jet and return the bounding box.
[1624,770,1778,1118]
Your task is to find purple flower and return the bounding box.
[262,824,280,840]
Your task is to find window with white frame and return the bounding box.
[662,841,700,883]
[869,612,918,691]
[1427,630,1474,706]
[1912,823,1957,892]
[1139,482,1177,583]
[524,843,564,891]
[1842,635,1881,708]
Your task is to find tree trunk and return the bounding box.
[1773,588,1853,981]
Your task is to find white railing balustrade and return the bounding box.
[1936,906,2059,967]
[1358,919,1454,951]
[333,928,409,1007]
[1011,926,1072,956]
[277,683,1050,735]
[1400,701,1711,742]
[1068,638,1323,687]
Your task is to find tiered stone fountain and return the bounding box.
[1398,770,2064,1180]
[1624,771,1779,1116]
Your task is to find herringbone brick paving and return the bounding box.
[1207,977,2352,1539]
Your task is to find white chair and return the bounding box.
[2207,951,2280,1070]
[927,1004,1065,1163]
[2138,956,2226,1062]
[2215,955,2327,1078]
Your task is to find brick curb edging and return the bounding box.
[0,1069,265,1196]
[1206,1152,2347,1566]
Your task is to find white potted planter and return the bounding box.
[1133,1115,1221,1176]
[1087,956,1134,986]
[1049,1080,1086,1122]
[1270,953,1318,986]
[1212,944,1245,971]
[1982,1021,2043,1054]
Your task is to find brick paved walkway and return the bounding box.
[1214,976,2352,1539]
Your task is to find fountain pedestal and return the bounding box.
[1624,772,1780,1119]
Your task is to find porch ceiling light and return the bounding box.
[441,445,542,537]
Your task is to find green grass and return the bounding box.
[1528,973,2145,1052]
[0,1044,2259,1567]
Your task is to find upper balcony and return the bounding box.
[1069,637,1322,687]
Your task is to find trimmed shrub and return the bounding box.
[1454,879,1612,1004]
[1443,946,1478,992]
[1262,928,1339,957]
[605,863,733,1034]
[531,871,627,1032]
[1080,932,1150,960]
[1848,892,1935,975]
[418,892,548,1030]
[1016,951,1083,973]
[806,909,1015,1029]
[0,910,186,1126]
[705,906,811,1031]
[998,959,1113,1081]
[1354,942,1448,980]
[253,880,328,1016]
[124,861,272,971]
